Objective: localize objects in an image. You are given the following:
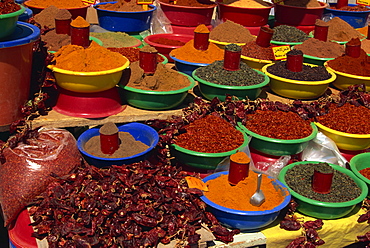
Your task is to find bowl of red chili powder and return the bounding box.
[350,152,370,196]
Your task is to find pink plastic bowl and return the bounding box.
[217,2,273,27]
[144,33,193,62]
[274,2,328,26]
[24,1,89,19]
[158,0,216,26]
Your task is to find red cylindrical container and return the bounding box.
[193,32,210,51]
[100,132,119,155]
[55,18,71,35]
[345,43,361,58]
[223,49,241,71]
[336,0,348,9]
[70,26,90,48]
[312,169,334,194]
[314,24,329,42]
[256,26,274,48]
[139,50,158,74]
[286,53,304,72]
[228,152,250,185]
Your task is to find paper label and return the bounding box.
[272,45,291,60]
[82,0,97,5]
[356,0,370,6]
[185,176,208,191]
[137,0,154,4]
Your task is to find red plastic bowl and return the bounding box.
[24,1,89,19]
[217,2,273,27]
[246,24,269,35]
[274,1,328,26]
[144,33,193,62]
[171,24,213,35]
[158,0,216,26]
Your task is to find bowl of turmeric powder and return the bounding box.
[201,170,291,230]
[24,0,89,19]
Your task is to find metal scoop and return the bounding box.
[250,173,265,207]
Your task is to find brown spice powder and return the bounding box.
[210,20,256,43]
[315,18,364,42]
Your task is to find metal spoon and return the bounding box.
[250,173,265,207]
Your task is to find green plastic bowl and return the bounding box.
[192,68,270,101]
[170,126,249,170]
[119,72,195,110]
[278,161,368,219]
[270,40,304,46]
[0,4,25,40]
[350,152,370,196]
[237,122,318,156]
[291,45,337,66]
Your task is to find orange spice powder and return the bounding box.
[70,16,89,28]
[194,24,210,33]
[230,151,250,164]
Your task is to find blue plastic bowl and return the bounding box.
[77,122,159,168]
[325,4,370,29]
[201,171,291,231]
[169,54,209,76]
[18,7,33,22]
[94,2,156,32]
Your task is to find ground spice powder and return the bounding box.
[98,0,148,12]
[194,24,210,33]
[70,16,89,28]
[108,47,165,62]
[359,167,370,180]
[33,5,60,28]
[204,171,286,211]
[221,0,271,8]
[26,0,85,8]
[90,32,141,48]
[210,20,256,43]
[315,18,364,42]
[294,38,345,58]
[160,0,215,7]
[241,41,275,60]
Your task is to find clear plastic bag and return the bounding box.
[150,3,173,34]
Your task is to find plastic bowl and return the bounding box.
[170,126,249,170]
[169,55,210,76]
[119,72,195,110]
[171,24,213,35]
[324,61,370,91]
[238,122,318,156]
[274,2,328,26]
[278,161,368,219]
[291,45,337,66]
[157,0,216,26]
[350,152,370,196]
[216,2,273,27]
[77,122,159,168]
[240,55,274,71]
[201,171,291,230]
[0,4,25,40]
[24,1,89,19]
[48,57,130,93]
[144,33,193,62]
[192,68,270,101]
[209,39,247,49]
[270,40,304,46]
[325,4,370,29]
[261,63,336,99]
[314,122,370,151]
[94,2,156,32]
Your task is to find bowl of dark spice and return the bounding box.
[77,122,159,168]
[350,152,370,196]
[262,49,336,99]
[270,25,309,46]
[171,115,249,170]
[278,161,368,219]
[0,0,25,40]
[192,44,269,101]
[314,102,370,151]
[237,110,318,156]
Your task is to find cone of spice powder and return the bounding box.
[223,44,242,71]
[345,38,361,58]
[193,24,210,51]
[99,122,120,155]
[55,9,72,35]
[139,45,158,74]
[312,163,334,194]
[228,151,250,185]
[314,22,329,42]
[286,49,304,72]
[256,26,274,48]
[70,16,90,48]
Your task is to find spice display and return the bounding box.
[0,128,81,227]
[52,41,128,72]
[108,47,165,62]
[42,30,71,51]
[294,38,345,58]
[70,16,89,28]
[244,110,313,139]
[194,60,265,86]
[97,0,151,11]
[241,41,275,60]
[175,115,244,153]
[150,37,186,46]
[126,62,192,91]
[204,171,286,211]
[315,18,364,42]
[33,5,60,28]
[160,0,215,7]
[316,103,370,134]
[272,25,309,42]
[221,0,271,8]
[25,0,85,8]
[361,39,370,54]
[195,24,210,33]
[282,0,321,7]
[90,32,140,48]
[170,40,224,64]
[210,20,256,44]
[29,161,240,246]
[359,167,370,180]
[0,0,21,14]
[284,162,361,202]
[56,8,71,20]
[330,5,370,11]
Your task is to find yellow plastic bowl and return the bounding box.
[240,55,274,71]
[48,58,130,93]
[209,39,247,49]
[324,61,370,91]
[315,122,370,151]
[262,63,336,99]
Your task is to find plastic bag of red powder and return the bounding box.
[0,128,82,227]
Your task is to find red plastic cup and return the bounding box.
[312,169,334,194]
[71,26,90,48]
[100,132,119,155]
[223,49,241,71]
[314,24,328,42]
[256,26,274,48]
[286,53,304,72]
[139,50,158,74]
[55,18,71,35]
[193,32,210,51]
[228,153,250,185]
[345,43,361,58]
[336,0,348,9]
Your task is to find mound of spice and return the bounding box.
[361,39,370,54]
[52,41,128,72]
[220,0,271,8]
[98,0,152,11]
[272,25,309,42]
[293,38,345,58]
[0,0,21,14]
[330,5,370,11]
[108,47,165,63]
[33,5,60,28]
[175,115,244,153]
[244,110,313,139]
[204,170,286,211]
[359,167,370,180]
[25,0,85,8]
[282,0,322,7]
[151,37,186,46]
[315,18,364,42]
[285,162,362,202]
[160,0,215,7]
[42,30,71,51]
[70,15,89,28]
[241,41,275,60]
[210,20,256,44]
[316,103,370,134]
[90,32,141,48]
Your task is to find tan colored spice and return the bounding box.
[315,18,363,42]
[222,0,271,8]
[210,20,256,43]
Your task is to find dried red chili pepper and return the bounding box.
[0,0,21,14]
